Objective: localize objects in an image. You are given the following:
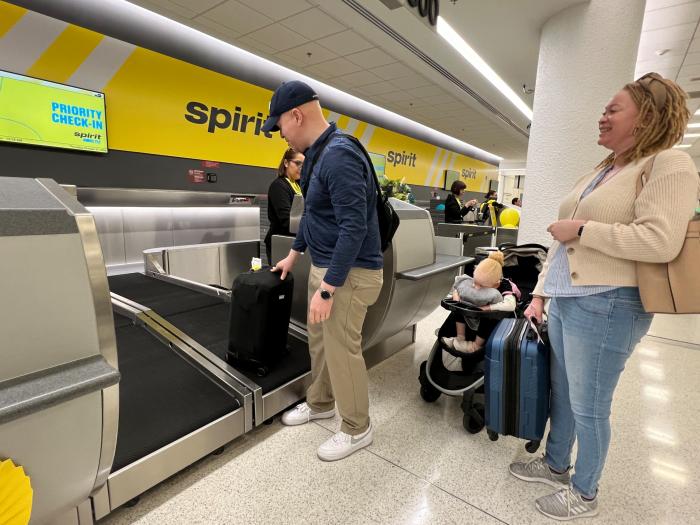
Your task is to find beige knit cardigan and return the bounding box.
[533,148,699,297]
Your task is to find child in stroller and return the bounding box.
[440,251,519,371]
[418,243,548,435]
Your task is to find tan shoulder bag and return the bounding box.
[636,157,700,313]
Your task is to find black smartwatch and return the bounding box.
[577,225,584,237]
[319,288,333,300]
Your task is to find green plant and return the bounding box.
[378,175,415,203]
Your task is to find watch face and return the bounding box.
[320,289,332,300]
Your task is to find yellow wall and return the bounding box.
[0,1,497,190]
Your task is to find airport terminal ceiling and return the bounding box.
[12,0,586,161]
[10,0,700,163]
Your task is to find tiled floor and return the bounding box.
[100,308,700,525]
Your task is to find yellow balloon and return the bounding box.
[499,208,520,228]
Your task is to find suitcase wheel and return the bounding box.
[420,384,441,403]
[487,429,499,442]
[256,365,269,377]
[525,440,540,454]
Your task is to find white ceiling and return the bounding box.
[635,0,700,158]
[121,0,700,162]
[125,0,586,161]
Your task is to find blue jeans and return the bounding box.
[544,288,653,498]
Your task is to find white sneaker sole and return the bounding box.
[535,502,599,521]
[317,431,373,462]
[509,467,569,489]
[281,408,335,426]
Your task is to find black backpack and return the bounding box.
[304,130,399,252]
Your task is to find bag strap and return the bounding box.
[303,129,383,203]
[301,129,336,197]
[341,134,385,205]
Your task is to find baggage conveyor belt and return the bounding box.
[112,313,240,471]
[108,273,312,423]
[94,309,248,517]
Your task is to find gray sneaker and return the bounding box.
[509,455,570,488]
[536,486,599,521]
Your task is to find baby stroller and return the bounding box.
[418,243,548,446]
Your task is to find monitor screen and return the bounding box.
[0,70,108,153]
[368,152,386,179]
[443,169,460,190]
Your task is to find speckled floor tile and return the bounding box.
[98,418,504,525]
[343,309,700,525]
[99,308,700,525]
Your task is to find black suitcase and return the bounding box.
[227,268,294,376]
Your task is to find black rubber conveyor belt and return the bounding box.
[166,304,310,393]
[112,313,240,472]
[109,274,311,394]
[108,273,222,316]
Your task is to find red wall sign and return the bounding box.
[188,169,206,183]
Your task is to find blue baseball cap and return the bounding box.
[262,80,319,133]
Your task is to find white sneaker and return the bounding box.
[441,336,456,349]
[317,423,373,461]
[281,402,335,426]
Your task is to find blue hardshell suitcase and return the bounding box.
[484,318,550,442]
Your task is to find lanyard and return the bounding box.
[286,177,301,195]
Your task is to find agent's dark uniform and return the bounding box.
[444,193,476,224]
[265,176,298,264]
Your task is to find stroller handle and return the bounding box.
[440,298,513,320]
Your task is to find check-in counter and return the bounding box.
[435,223,495,257]
[0,178,120,523]
[274,196,472,351]
[79,187,260,276]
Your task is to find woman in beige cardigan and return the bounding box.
[509,73,699,521]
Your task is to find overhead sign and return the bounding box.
[0,1,495,190]
[407,0,439,26]
[0,69,107,153]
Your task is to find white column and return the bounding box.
[518,0,645,245]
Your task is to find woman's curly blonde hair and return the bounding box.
[598,72,690,169]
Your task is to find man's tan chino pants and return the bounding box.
[305,265,383,436]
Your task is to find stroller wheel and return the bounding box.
[525,440,541,454]
[418,360,428,385]
[487,429,499,442]
[463,412,484,434]
[420,384,441,403]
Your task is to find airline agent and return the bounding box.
[265,148,304,264]
[444,180,478,223]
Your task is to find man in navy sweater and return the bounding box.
[263,81,383,461]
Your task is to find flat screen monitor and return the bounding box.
[443,169,460,190]
[368,152,386,179]
[0,70,108,153]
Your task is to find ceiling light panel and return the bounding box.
[436,17,533,120]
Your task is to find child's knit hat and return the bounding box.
[474,251,504,286]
